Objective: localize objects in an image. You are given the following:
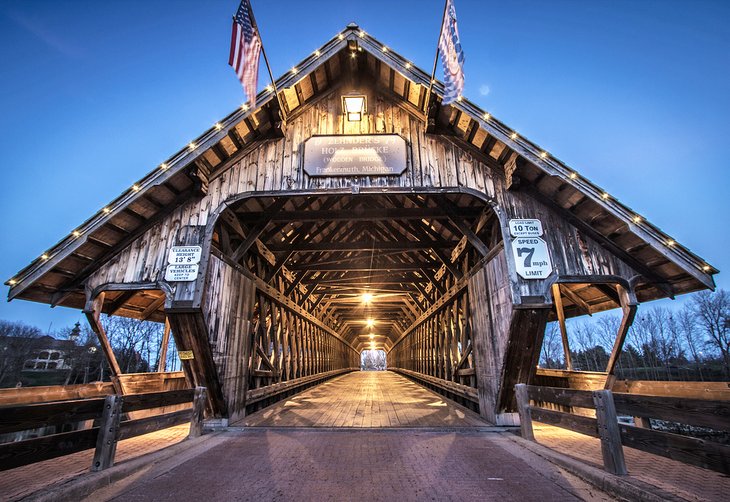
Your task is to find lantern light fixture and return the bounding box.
[342,93,367,122]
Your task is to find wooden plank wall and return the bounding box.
[84,89,640,299]
[202,255,256,423]
[468,248,518,424]
[200,254,357,419]
[388,282,477,402]
[78,86,649,421]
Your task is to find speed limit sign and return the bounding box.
[510,236,553,279]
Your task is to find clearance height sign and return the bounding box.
[508,219,553,279]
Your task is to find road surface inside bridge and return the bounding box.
[84,371,613,501]
[239,371,488,428]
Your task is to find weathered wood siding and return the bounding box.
[468,248,515,424]
[81,89,647,421]
[85,91,641,296]
[203,255,256,423]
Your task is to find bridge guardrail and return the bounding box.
[0,387,206,472]
[515,384,730,476]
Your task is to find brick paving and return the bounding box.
[96,429,612,502]
[3,372,727,502]
[0,424,190,501]
[532,422,730,502]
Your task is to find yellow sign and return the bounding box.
[178,350,194,360]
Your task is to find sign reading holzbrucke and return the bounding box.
[303,134,407,177]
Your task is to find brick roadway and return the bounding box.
[533,422,730,502]
[0,424,190,502]
[95,429,613,502]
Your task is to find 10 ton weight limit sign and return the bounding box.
[508,219,553,279]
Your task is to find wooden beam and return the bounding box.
[106,290,138,316]
[157,318,171,372]
[551,283,573,371]
[267,240,456,252]
[140,295,166,322]
[440,199,491,257]
[605,285,637,386]
[230,199,288,263]
[234,206,483,223]
[559,284,593,316]
[83,292,123,394]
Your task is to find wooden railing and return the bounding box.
[0,387,206,472]
[391,368,479,407]
[515,384,730,476]
[245,368,354,411]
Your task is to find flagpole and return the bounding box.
[246,1,287,122]
[425,0,450,115]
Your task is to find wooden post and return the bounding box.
[592,389,627,475]
[84,292,123,394]
[188,386,207,438]
[633,416,651,429]
[91,394,123,472]
[604,285,637,388]
[514,384,535,441]
[157,318,171,372]
[552,284,573,370]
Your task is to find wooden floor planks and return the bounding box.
[239,371,489,428]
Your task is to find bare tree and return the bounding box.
[539,322,563,369]
[676,305,705,380]
[101,316,165,373]
[691,290,730,378]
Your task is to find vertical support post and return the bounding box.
[633,416,651,429]
[91,394,123,472]
[605,285,637,388]
[514,384,534,441]
[189,386,207,438]
[84,292,124,394]
[552,284,573,370]
[592,389,627,475]
[157,317,172,372]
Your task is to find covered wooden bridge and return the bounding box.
[3,25,727,496]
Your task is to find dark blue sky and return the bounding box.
[1,0,728,332]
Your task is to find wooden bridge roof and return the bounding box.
[6,23,717,319]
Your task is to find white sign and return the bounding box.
[509,219,543,237]
[164,264,199,282]
[168,246,202,265]
[511,237,553,279]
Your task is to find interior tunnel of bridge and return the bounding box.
[79,189,641,423]
[211,190,499,414]
[215,191,497,354]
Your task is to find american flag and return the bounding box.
[229,0,261,107]
[438,0,465,105]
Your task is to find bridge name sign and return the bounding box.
[303,134,407,177]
